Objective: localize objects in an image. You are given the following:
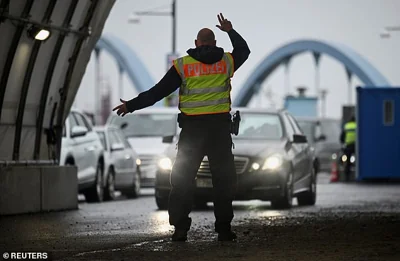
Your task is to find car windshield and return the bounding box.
[110,113,177,137]
[235,112,283,140]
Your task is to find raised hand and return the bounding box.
[112,98,129,117]
[216,13,233,32]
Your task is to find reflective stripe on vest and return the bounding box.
[344,121,356,144]
[173,53,234,115]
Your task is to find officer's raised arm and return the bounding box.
[215,13,250,72]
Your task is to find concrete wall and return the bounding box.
[0,165,78,215]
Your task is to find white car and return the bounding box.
[60,109,105,203]
[107,107,179,188]
[94,125,142,200]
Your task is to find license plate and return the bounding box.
[196,178,213,188]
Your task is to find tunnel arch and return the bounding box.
[233,39,391,106]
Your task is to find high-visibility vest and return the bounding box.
[344,121,356,145]
[173,53,234,115]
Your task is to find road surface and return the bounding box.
[1,174,399,261]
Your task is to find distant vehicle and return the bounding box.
[94,125,142,200]
[155,108,317,210]
[296,117,342,173]
[60,109,105,202]
[107,107,179,188]
[331,145,356,181]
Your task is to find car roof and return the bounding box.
[93,125,120,131]
[130,107,180,114]
[232,107,281,114]
[295,116,340,122]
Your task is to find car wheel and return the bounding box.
[271,172,293,209]
[84,162,104,203]
[126,167,141,199]
[155,195,168,210]
[297,167,317,206]
[104,168,116,201]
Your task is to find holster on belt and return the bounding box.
[230,110,241,136]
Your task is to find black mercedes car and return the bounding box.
[155,108,317,210]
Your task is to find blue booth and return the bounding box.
[356,86,400,180]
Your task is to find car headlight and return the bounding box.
[158,157,173,170]
[341,155,347,162]
[251,162,260,170]
[332,153,337,160]
[350,155,355,163]
[262,154,283,170]
[136,158,141,166]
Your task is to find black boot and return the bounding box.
[171,229,188,242]
[218,230,237,241]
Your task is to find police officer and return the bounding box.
[340,115,357,181]
[113,13,250,242]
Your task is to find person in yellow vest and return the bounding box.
[113,13,250,242]
[340,115,356,181]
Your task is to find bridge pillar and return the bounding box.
[346,67,353,104]
[313,52,321,94]
[94,48,101,124]
[313,52,321,117]
[118,64,124,99]
[283,57,291,95]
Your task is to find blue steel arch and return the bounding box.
[233,39,390,106]
[95,33,162,106]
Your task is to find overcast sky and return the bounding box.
[76,0,400,118]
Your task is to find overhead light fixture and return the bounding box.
[27,25,51,41]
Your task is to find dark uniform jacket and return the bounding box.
[125,29,250,122]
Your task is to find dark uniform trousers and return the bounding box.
[168,118,237,233]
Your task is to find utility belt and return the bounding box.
[176,111,240,136]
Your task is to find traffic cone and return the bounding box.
[330,161,339,182]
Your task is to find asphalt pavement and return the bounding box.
[1,173,399,261]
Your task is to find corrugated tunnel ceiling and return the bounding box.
[0,0,115,164]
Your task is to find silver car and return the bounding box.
[296,117,342,173]
[60,109,105,203]
[94,126,141,199]
[107,107,179,188]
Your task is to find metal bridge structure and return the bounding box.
[232,39,390,107]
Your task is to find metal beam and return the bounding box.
[13,0,57,160]
[0,13,90,37]
[55,0,99,162]
[0,0,34,123]
[34,0,79,160]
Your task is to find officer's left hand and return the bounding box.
[113,99,129,117]
[216,13,233,32]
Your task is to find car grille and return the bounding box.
[139,155,158,168]
[197,156,249,177]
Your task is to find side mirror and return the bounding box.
[162,135,174,144]
[293,134,307,144]
[71,126,88,138]
[316,134,327,142]
[111,143,124,152]
[120,122,128,130]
